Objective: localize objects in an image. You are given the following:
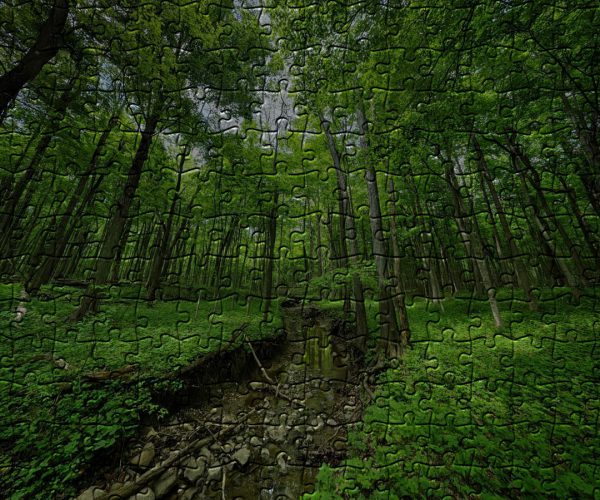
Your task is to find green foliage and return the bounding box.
[0,283,283,498]
[311,291,600,498]
[0,381,153,499]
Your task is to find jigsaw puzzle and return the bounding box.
[1,0,599,498]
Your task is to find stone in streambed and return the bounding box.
[151,468,177,498]
[182,457,206,484]
[232,446,252,467]
[133,487,155,500]
[206,465,223,482]
[130,442,156,468]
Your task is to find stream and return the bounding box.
[76,306,368,500]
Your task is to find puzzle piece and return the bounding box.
[1,0,599,498]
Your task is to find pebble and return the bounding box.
[133,487,155,500]
[182,457,206,484]
[260,447,271,462]
[180,487,200,500]
[206,465,222,482]
[276,452,289,474]
[130,442,155,468]
[232,446,251,467]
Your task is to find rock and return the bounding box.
[76,486,106,500]
[334,439,346,451]
[249,381,267,391]
[198,447,213,462]
[326,418,338,426]
[260,447,271,462]
[276,452,289,474]
[206,465,222,482]
[223,442,233,453]
[130,442,155,468]
[151,469,177,498]
[109,482,124,493]
[250,436,262,447]
[182,423,194,432]
[232,446,251,467]
[180,487,200,500]
[314,415,325,432]
[143,426,159,439]
[267,425,287,444]
[182,457,206,484]
[133,487,156,500]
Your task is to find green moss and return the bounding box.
[308,290,600,499]
[0,284,283,499]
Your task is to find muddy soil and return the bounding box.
[76,307,369,500]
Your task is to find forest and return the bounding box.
[0,0,599,498]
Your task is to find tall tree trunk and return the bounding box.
[70,113,160,321]
[504,135,585,298]
[561,94,600,217]
[110,216,133,284]
[357,106,409,358]
[406,171,445,309]
[557,175,600,271]
[0,0,70,120]
[444,154,503,328]
[26,116,117,293]
[0,84,75,255]
[321,117,369,351]
[262,191,279,323]
[471,135,538,310]
[147,145,189,301]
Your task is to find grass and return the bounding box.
[308,287,600,499]
[0,282,283,499]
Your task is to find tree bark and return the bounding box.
[262,191,279,323]
[0,0,70,120]
[357,106,409,357]
[321,117,369,351]
[147,145,189,301]
[471,135,538,310]
[444,153,503,329]
[70,113,160,321]
[505,134,586,296]
[26,116,117,293]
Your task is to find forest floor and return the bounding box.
[309,288,600,499]
[0,283,283,498]
[1,285,599,499]
[73,306,367,500]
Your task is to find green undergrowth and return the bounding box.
[308,287,600,499]
[0,282,283,499]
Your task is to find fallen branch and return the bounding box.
[244,334,276,385]
[83,364,137,382]
[28,353,70,370]
[94,406,260,500]
[244,335,294,403]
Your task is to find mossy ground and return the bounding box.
[309,288,600,499]
[0,283,283,499]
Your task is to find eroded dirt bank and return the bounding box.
[76,306,371,500]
